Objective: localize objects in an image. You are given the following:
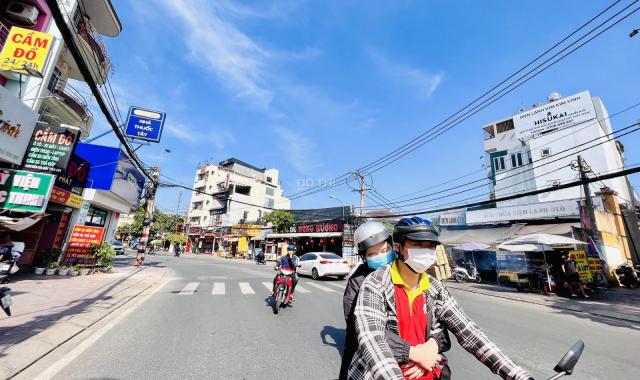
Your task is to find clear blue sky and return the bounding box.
[87,1,640,214]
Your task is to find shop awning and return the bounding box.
[441,225,521,245]
[512,223,579,237]
[0,216,42,231]
[266,232,343,239]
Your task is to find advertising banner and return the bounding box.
[439,208,467,226]
[295,222,344,233]
[513,91,596,139]
[0,85,39,164]
[50,186,83,208]
[0,169,54,213]
[22,124,80,175]
[570,250,592,282]
[124,107,166,142]
[0,27,54,75]
[63,225,105,264]
[54,153,90,195]
[466,198,603,225]
[232,224,262,237]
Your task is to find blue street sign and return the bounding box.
[124,106,166,142]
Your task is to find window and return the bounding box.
[85,205,108,227]
[258,210,262,219]
[496,119,514,134]
[206,200,209,205]
[267,176,273,183]
[197,173,204,181]
[195,186,205,193]
[243,211,249,220]
[190,217,200,223]
[301,254,317,261]
[265,187,275,196]
[47,68,62,93]
[510,152,524,168]
[541,148,551,158]
[265,198,275,208]
[234,184,251,196]
[493,156,506,171]
[320,253,341,260]
[528,151,533,164]
[192,201,203,210]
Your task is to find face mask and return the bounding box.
[403,248,437,273]
[367,249,395,270]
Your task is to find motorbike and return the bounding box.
[545,340,584,379]
[616,263,640,288]
[255,254,266,265]
[272,267,295,314]
[452,261,481,283]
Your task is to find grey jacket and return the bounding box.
[349,264,533,380]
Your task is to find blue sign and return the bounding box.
[124,106,165,142]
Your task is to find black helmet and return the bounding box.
[393,217,440,244]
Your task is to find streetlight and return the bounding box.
[329,195,345,220]
[630,28,639,38]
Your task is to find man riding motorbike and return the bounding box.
[273,245,299,298]
[340,222,450,380]
[349,217,533,380]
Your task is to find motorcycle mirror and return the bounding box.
[553,340,585,375]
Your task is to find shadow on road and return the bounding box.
[320,326,345,355]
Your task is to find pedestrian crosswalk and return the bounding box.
[177,280,345,296]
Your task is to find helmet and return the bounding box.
[354,222,391,255]
[393,217,440,244]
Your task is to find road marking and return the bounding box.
[212,282,225,295]
[324,281,346,291]
[239,282,255,295]
[31,277,170,380]
[262,282,274,292]
[198,275,228,280]
[304,282,335,292]
[179,282,199,295]
[295,285,310,293]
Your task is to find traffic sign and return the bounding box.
[124,106,166,142]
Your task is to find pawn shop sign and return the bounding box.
[0,27,54,76]
[124,106,166,143]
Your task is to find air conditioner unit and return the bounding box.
[4,1,39,26]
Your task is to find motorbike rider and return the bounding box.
[273,245,299,297]
[349,217,533,380]
[340,221,450,380]
[174,242,181,257]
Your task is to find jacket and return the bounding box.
[349,264,533,380]
[341,264,451,380]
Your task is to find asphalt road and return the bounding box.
[50,255,639,380]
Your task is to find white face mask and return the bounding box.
[404,248,437,273]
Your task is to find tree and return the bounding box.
[116,206,185,239]
[264,210,295,233]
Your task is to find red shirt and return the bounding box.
[394,285,439,380]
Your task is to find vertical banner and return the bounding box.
[63,225,105,265]
[570,250,592,282]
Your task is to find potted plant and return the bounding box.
[69,265,80,276]
[95,242,116,274]
[40,248,61,275]
[57,265,69,276]
[45,263,58,276]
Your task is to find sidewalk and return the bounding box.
[0,257,169,378]
[446,281,640,324]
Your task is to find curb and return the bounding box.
[446,282,640,324]
[2,267,170,379]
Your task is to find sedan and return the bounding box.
[298,252,350,280]
[111,240,125,255]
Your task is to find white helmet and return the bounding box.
[354,222,391,256]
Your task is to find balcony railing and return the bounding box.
[75,18,109,67]
[0,21,9,51]
[47,74,92,121]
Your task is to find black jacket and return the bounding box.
[339,263,451,380]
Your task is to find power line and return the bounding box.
[285,1,638,200]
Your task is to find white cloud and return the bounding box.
[166,124,199,143]
[273,126,319,174]
[368,48,443,99]
[166,123,235,150]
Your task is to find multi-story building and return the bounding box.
[483,90,634,208]
[187,158,291,228]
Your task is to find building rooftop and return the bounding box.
[218,157,266,173]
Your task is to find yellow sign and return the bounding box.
[0,27,54,75]
[232,224,262,237]
[570,250,592,282]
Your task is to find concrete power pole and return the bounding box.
[135,166,160,267]
[576,156,599,241]
[352,171,371,217]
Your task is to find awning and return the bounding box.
[441,223,580,245]
[512,223,579,237]
[266,232,343,239]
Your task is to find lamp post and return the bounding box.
[630,28,639,38]
[329,195,345,221]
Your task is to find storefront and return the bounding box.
[265,221,346,257]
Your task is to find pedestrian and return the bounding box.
[562,254,589,298]
[340,221,450,380]
[349,217,533,380]
[0,234,14,262]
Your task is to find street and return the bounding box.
[39,254,638,380]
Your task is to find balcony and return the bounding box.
[0,21,9,51]
[63,16,111,85]
[40,74,93,137]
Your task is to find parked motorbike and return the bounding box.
[452,262,481,283]
[616,264,640,288]
[272,267,295,314]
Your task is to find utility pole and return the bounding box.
[135,166,160,267]
[176,190,183,215]
[575,156,599,241]
[352,170,372,217]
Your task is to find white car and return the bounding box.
[298,252,350,280]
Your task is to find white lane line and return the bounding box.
[179,282,199,295]
[304,282,336,292]
[239,282,255,295]
[325,282,347,291]
[212,282,225,295]
[295,285,310,293]
[262,282,274,292]
[32,277,170,380]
